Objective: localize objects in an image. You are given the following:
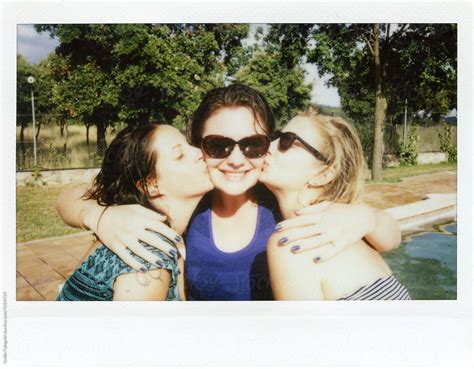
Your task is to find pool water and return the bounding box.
[382,220,457,300]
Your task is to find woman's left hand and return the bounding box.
[273,202,377,262]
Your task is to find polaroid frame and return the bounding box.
[2,0,472,366]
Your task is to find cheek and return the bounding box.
[203,156,220,169]
[248,157,265,170]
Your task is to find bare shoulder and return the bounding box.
[113,269,171,301]
[267,231,281,249]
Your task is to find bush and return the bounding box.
[399,125,419,166]
[438,122,457,162]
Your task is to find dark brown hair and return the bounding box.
[189,83,276,146]
[85,123,163,211]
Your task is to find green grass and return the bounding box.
[366,162,457,184]
[16,183,84,243]
[16,162,457,242]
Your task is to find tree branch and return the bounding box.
[362,33,375,57]
[386,23,391,43]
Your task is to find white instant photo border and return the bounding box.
[1,0,472,367]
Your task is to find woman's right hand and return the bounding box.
[82,203,183,271]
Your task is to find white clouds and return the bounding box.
[17,24,59,64]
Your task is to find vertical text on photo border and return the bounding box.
[2,292,7,364]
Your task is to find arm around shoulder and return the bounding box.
[55,186,105,231]
[364,207,401,253]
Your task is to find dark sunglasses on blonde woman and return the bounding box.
[276,131,328,163]
[201,134,271,159]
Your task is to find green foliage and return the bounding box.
[33,24,250,142]
[25,166,47,187]
[438,122,457,162]
[235,25,313,126]
[353,120,375,165]
[235,50,312,125]
[307,24,457,160]
[17,54,55,131]
[399,125,419,166]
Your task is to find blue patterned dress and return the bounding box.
[57,232,180,301]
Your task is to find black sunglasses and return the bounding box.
[201,134,271,159]
[276,131,328,163]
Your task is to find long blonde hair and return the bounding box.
[298,108,366,204]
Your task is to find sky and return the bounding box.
[17,24,341,107]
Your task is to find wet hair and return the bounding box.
[189,83,276,146]
[85,123,163,211]
[298,108,366,204]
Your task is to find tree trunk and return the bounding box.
[60,121,65,137]
[371,24,387,181]
[96,120,107,156]
[35,122,41,142]
[20,124,25,142]
[86,124,90,146]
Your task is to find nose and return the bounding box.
[226,144,245,167]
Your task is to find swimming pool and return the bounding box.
[382,219,457,300]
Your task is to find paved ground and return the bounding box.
[16,170,457,301]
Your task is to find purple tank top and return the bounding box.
[185,193,280,300]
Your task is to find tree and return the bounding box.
[17,54,37,143]
[308,24,457,180]
[17,54,55,168]
[235,25,313,125]
[35,24,250,155]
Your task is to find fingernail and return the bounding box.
[291,245,300,253]
[278,237,288,246]
[294,209,301,215]
[155,259,164,268]
[169,249,177,258]
[313,256,321,263]
[175,235,182,243]
[139,267,148,273]
[275,223,282,231]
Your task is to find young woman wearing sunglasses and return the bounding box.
[56,84,401,300]
[261,109,410,300]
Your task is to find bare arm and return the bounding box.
[113,269,171,301]
[272,202,401,262]
[178,257,186,301]
[55,186,183,271]
[364,208,401,253]
[55,187,98,229]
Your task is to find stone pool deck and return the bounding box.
[16,170,457,301]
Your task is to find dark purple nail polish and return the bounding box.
[278,237,288,246]
[291,245,300,253]
[175,235,182,243]
[275,224,282,231]
[155,260,164,268]
[169,249,177,258]
[313,256,321,263]
[139,267,147,273]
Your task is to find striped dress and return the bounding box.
[337,274,411,300]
